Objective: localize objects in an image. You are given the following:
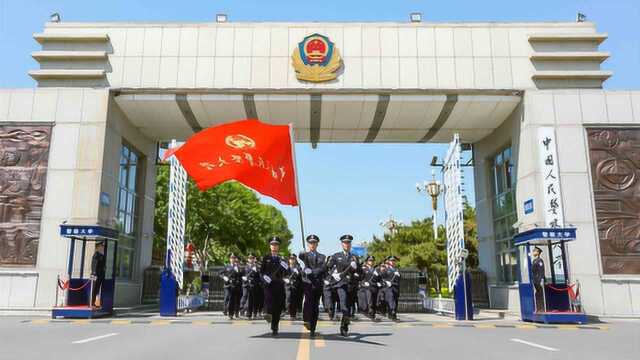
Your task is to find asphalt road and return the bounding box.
[1,314,639,360]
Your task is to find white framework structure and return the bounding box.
[166,140,188,289]
[444,134,465,290]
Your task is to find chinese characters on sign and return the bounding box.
[538,127,564,228]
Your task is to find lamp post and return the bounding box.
[417,170,442,238]
[380,214,402,236]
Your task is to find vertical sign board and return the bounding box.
[167,141,188,289]
[537,127,565,275]
[444,134,465,290]
[537,127,565,228]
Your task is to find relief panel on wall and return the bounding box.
[587,128,640,274]
[0,126,52,266]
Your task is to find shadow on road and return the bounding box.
[250,331,392,346]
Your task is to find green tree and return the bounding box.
[154,166,293,268]
[366,201,479,293]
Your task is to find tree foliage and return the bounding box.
[154,166,293,267]
[366,202,479,291]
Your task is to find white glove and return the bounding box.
[385,281,392,287]
[377,282,382,288]
[284,278,290,284]
[280,260,289,269]
[394,271,400,278]
[350,261,357,269]
[324,280,330,285]
[233,266,239,272]
[332,273,341,281]
[354,273,360,278]
[262,275,272,284]
[304,268,312,275]
[252,266,257,271]
[364,281,370,287]
[293,268,299,274]
[223,276,229,282]
[373,271,378,276]
[242,276,247,281]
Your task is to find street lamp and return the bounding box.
[417,170,442,238]
[380,214,402,236]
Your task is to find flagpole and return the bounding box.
[289,124,306,252]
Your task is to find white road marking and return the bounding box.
[72,333,119,344]
[510,338,558,352]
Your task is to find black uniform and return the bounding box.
[261,253,289,333]
[322,266,338,319]
[219,263,243,318]
[381,264,400,320]
[299,248,327,333]
[327,238,361,336]
[285,262,303,318]
[90,249,106,307]
[358,264,382,317]
[532,255,545,312]
[241,261,261,318]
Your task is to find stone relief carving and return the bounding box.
[0,126,51,266]
[587,128,640,274]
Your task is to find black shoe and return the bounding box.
[303,322,310,331]
[223,310,228,316]
[328,312,335,320]
[340,324,349,337]
[264,313,272,323]
[272,329,279,336]
[229,315,234,320]
[309,330,316,338]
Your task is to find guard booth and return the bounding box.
[52,225,118,319]
[514,227,587,324]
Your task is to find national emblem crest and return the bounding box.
[292,33,342,82]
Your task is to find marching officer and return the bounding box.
[326,234,361,336]
[298,234,326,336]
[241,253,261,319]
[260,236,289,336]
[358,255,382,318]
[285,254,303,319]
[381,255,401,321]
[322,267,338,320]
[219,253,243,319]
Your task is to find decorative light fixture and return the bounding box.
[50,12,61,23]
[417,170,442,237]
[380,214,402,236]
[216,13,228,23]
[410,12,422,23]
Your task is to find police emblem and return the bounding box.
[292,33,342,82]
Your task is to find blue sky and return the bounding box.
[1,0,638,255]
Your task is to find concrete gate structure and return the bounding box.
[1,18,639,317]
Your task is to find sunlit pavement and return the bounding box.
[2,310,639,360]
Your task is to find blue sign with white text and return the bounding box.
[524,199,534,214]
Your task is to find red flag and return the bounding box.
[168,119,299,206]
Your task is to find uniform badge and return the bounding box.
[291,33,342,82]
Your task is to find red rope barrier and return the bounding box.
[546,283,578,301]
[57,279,91,291]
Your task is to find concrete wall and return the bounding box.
[473,103,522,311]
[33,21,607,90]
[0,88,109,309]
[515,89,640,316]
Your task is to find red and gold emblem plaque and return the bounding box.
[292,33,342,82]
